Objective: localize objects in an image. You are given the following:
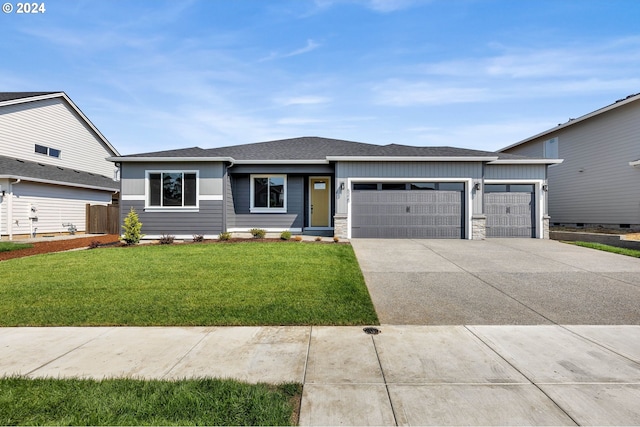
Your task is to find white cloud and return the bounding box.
[373,80,490,106]
[276,95,331,106]
[313,0,428,13]
[260,39,321,61]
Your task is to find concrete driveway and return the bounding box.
[351,239,640,325]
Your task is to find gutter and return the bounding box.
[7,179,20,241]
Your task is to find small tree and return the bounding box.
[122,207,144,245]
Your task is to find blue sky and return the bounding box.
[2,0,639,155]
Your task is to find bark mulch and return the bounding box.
[0,235,121,261]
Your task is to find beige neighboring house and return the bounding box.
[0,92,120,239]
[500,92,640,230]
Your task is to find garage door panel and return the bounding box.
[485,192,535,238]
[352,189,463,239]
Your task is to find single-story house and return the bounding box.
[500,92,640,230]
[109,137,561,240]
[0,92,120,239]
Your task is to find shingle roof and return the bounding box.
[118,136,518,161]
[0,92,59,103]
[0,155,118,191]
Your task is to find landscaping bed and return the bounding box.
[0,234,120,261]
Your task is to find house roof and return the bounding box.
[110,136,556,164]
[0,92,58,102]
[500,92,640,152]
[0,155,118,191]
[0,91,121,157]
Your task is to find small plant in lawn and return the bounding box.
[280,230,291,240]
[294,235,303,242]
[219,231,232,241]
[122,207,144,245]
[333,236,340,243]
[315,236,322,242]
[159,234,175,245]
[192,234,204,243]
[250,228,266,239]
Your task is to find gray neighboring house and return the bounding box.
[500,92,640,229]
[109,137,560,240]
[0,92,120,239]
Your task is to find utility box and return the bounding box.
[28,204,38,220]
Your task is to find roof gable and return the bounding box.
[501,92,640,152]
[0,91,120,157]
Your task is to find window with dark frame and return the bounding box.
[34,144,61,158]
[253,175,285,209]
[148,172,197,207]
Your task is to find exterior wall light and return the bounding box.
[474,183,481,190]
[542,184,549,192]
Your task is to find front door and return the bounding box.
[310,177,331,227]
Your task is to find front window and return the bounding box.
[251,175,286,212]
[148,171,197,208]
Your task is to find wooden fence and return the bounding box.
[86,204,120,234]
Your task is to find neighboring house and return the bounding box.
[500,92,640,229]
[0,92,120,239]
[110,137,559,240]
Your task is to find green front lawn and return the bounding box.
[0,242,32,253]
[568,241,640,258]
[0,242,378,326]
[0,377,300,426]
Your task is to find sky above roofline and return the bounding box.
[1,0,639,155]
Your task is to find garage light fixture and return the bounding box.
[340,182,345,190]
[474,183,481,190]
[542,184,549,192]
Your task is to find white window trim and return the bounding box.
[250,174,287,213]
[145,170,200,211]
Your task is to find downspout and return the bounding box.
[8,179,21,241]
[223,160,235,233]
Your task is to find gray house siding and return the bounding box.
[484,164,546,180]
[226,174,305,230]
[120,162,224,198]
[504,100,640,226]
[121,200,223,236]
[0,97,116,178]
[335,161,482,215]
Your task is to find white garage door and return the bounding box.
[485,184,535,238]
[351,182,464,239]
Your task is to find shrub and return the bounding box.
[192,234,204,243]
[89,240,102,249]
[122,207,144,245]
[333,236,340,243]
[280,230,291,240]
[315,236,322,242]
[159,234,175,245]
[294,235,303,242]
[219,232,232,241]
[249,228,266,239]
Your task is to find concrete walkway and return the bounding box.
[2,325,640,425]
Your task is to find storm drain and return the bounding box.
[363,327,381,335]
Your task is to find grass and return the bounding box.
[569,241,640,258]
[0,242,32,253]
[0,377,301,426]
[0,242,378,326]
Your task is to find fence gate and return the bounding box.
[86,204,120,234]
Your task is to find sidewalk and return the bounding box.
[1,325,640,425]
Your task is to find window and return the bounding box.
[34,144,61,158]
[251,175,286,212]
[148,171,198,208]
[353,183,378,190]
[544,137,558,158]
